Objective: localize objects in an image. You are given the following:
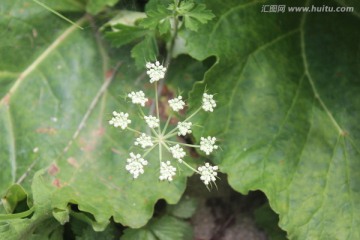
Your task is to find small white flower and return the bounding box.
[198,163,219,185]
[146,61,166,83]
[126,152,148,179]
[177,121,192,136]
[134,133,153,148]
[159,161,176,181]
[200,136,218,155]
[202,93,216,112]
[144,115,160,128]
[169,144,186,162]
[168,96,185,112]
[109,111,131,129]
[128,91,148,107]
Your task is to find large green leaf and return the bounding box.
[85,0,119,14]
[187,0,360,239]
[0,0,190,235]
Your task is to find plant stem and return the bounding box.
[149,11,180,116]
[155,82,161,135]
[164,107,202,138]
[182,161,199,173]
[162,113,173,135]
[143,145,157,158]
[165,140,200,148]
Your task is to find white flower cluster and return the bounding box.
[126,153,148,179]
[168,96,185,112]
[202,93,216,112]
[144,115,159,128]
[177,121,192,136]
[170,144,186,162]
[109,111,131,129]
[159,161,176,181]
[146,61,166,83]
[198,163,218,185]
[200,136,218,155]
[109,61,220,187]
[128,91,148,106]
[134,133,153,148]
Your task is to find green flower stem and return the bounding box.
[161,136,199,174]
[163,127,177,138]
[164,107,202,138]
[159,140,163,164]
[181,160,199,174]
[165,140,200,148]
[164,131,178,139]
[143,144,157,158]
[155,82,161,135]
[149,9,179,116]
[127,127,143,135]
[162,113,173,135]
[135,106,160,137]
[184,107,202,122]
[137,105,146,117]
[161,141,170,150]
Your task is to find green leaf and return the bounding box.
[122,215,192,240]
[105,24,151,47]
[186,0,360,239]
[0,173,62,240]
[131,35,159,68]
[0,0,190,236]
[122,228,157,240]
[139,5,172,35]
[167,195,197,219]
[254,203,287,240]
[178,2,215,32]
[34,0,86,12]
[1,184,27,214]
[150,215,193,240]
[102,10,147,30]
[86,0,119,15]
[71,217,118,240]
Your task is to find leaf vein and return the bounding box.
[260,74,305,186]
[207,0,263,51]
[0,16,87,105]
[300,4,344,135]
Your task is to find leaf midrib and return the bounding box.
[0,16,87,106]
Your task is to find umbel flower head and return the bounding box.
[109,61,219,187]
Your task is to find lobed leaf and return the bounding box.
[187,0,360,239]
[0,0,191,237]
[179,2,215,31]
